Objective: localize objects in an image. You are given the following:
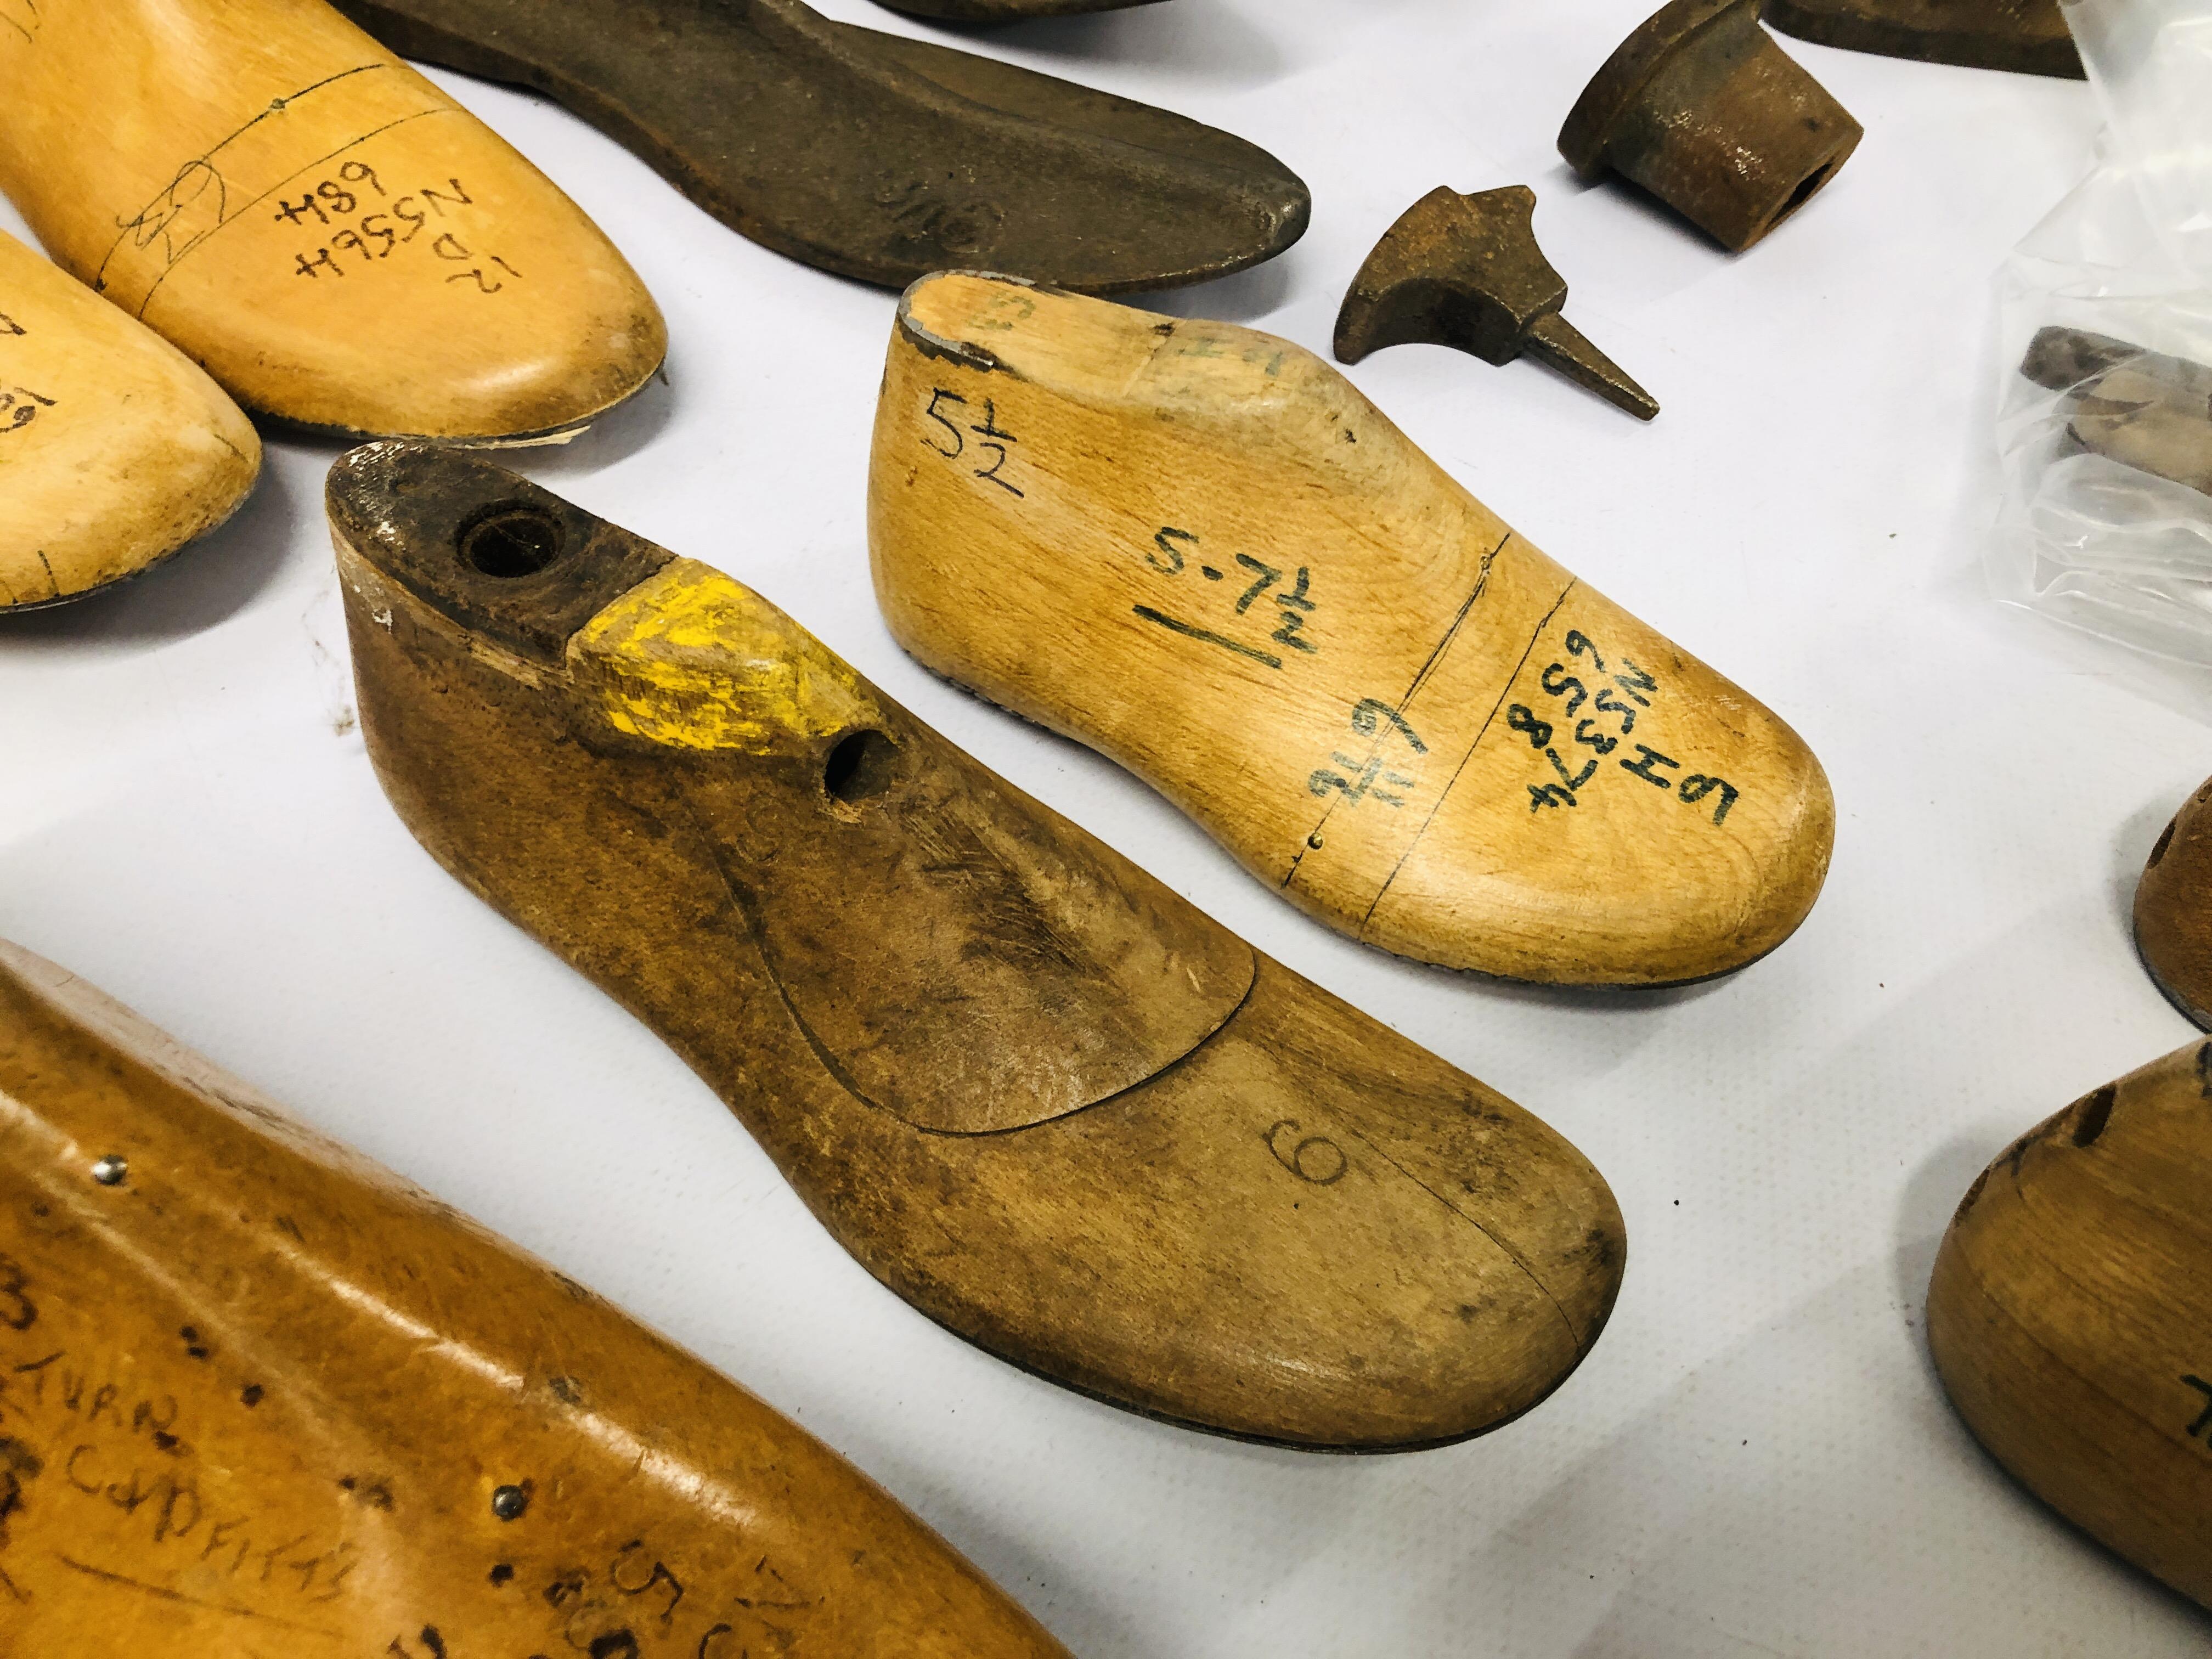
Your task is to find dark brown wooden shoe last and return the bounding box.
[1764,0,2081,77]
[872,0,1162,17]
[330,0,1308,294]
[0,939,1072,1656]
[1928,1041,2212,1606]
[2135,776,2212,1029]
[0,0,665,442]
[328,443,1627,1452]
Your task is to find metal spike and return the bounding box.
[1527,313,1660,423]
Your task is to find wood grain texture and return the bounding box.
[0,0,664,439]
[1333,184,1658,421]
[1927,1040,2212,1606]
[329,440,1628,1452]
[867,0,1162,18]
[868,273,1833,987]
[0,230,258,611]
[0,939,1072,1657]
[327,0,1307,296]
[1763,0,2081,78]
[2133,775,2212,1029]
[2018,329,2212,503]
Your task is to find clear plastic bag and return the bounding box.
[1992,0,2212,664]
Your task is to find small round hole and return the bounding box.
[1768,161,1833,234]
[2071,1084,2115,1148]
[2150,819,2177,868]
[459,505,564,579]
[823,729,899,805]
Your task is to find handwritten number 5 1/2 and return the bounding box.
[921,388,1024,498]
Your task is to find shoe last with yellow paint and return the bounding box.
[0,938,1073,1656]
[0,0,664,441]
[329,441,1627,1452]
[0,228,258,611]
[867,272,1835,988]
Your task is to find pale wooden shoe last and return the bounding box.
[867,273,1835,987]
[0,938,1073,1656]
[0,0,665,439]
[1928,1040,2212,1607]
[0,229,258,610]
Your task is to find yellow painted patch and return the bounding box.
[572,560,873,751]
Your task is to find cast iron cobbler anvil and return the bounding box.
[1334,185,1657,421]
[1764,0,2081,78]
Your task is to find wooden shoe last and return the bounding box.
[0,231,258,611]
[2134,775,2212,1029]
[1560,0,1861,252]
[1927,1041,2212,1606]
[329,443,1627,1452]
[0,939,1070,1656]
[0,0,665,439]
[328,0,1308,295]
[1763,0,2081,77]
[868,274,1833,987]
[872,0,1162,18]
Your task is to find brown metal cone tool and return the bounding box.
[1763,0,2082,77]
[1560,0,1861,252]
[330,0,1308,294]
[0,938,1072,1657]
[1334,185,1657,421]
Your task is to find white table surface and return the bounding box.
[4,3,2204,1653]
